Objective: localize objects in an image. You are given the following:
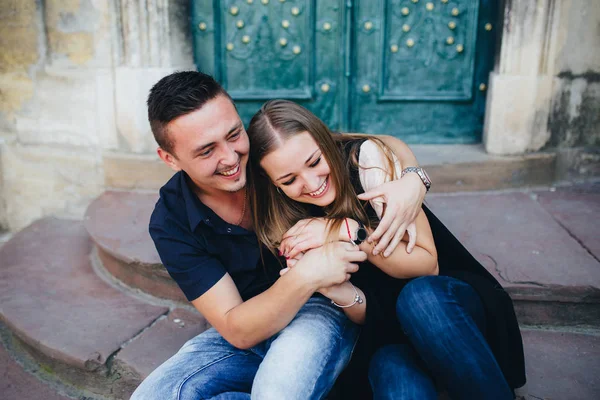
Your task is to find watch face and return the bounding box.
[357,227,368,241]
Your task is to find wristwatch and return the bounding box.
[353,220,368,246]
[401,167,432,192]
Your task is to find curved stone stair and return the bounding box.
[0,218,209,399]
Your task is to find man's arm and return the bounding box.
[192,242,366,349]
[379,135,420,168]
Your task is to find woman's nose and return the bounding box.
[302,173,321,193]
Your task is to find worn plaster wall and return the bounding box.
[0,0,192,231]
[547,0,600,147]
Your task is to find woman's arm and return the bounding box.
[348,139,438,278]
[357,135,427,255]
[344,214,438,279]
[320,282,367,325]
[281,253,367,325]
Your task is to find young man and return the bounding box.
[131,71,428,400]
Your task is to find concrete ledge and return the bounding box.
[103,145,568,193]
[103,152,174,190]
[411,144,557,192]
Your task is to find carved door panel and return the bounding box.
[192,0,497,143]
[192,0,346,129]
[351,0,497,143]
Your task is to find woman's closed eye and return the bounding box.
[281,156,321,185]
[281,177,296,186]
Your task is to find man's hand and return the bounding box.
[357,173,425,256]
[280,218,329,259]
[289,242,367,288]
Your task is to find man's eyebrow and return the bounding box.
[227,122,243,135]
[191,123,243,155]
[276,149,320,181]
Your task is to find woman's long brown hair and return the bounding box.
[247,100,397,254]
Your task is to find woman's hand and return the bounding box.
[357,173,425,256]
[280,218,330,259]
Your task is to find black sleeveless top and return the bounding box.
[332,138,526,399]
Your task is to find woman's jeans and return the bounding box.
[369,276,513,400]
[130,295,358,400]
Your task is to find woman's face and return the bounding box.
[259,131,337,207]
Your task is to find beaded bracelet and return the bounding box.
[331,283,364,308]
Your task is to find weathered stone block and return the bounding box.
[14,67,118,149]
[44,0,116,68]
[103,152,174,190]
[115,67,193,153]
[484,73,555,154]
[0,73,35,126]
[1,143,104,231]
[555,0,600,74]
[0,0,40,74]
[548,77,600,148]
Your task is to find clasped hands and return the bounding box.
[278,177,423,293]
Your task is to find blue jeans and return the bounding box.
[368,276,513,400]
[131,296,359,400]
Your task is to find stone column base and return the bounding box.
[483,72,556,155]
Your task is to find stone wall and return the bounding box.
[547,0,600,147]
[0,0,192,231]
[0,0,598,232]
[484,0,600,154]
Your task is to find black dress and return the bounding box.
[331,139,526,399]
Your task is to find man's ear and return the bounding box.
[157,147,181,172]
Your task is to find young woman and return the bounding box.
[246,100,526,399]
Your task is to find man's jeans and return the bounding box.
[131,295,359,400]
[368,276,513,400]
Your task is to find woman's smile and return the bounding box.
[306,176,330,198]
[260,132,337,207]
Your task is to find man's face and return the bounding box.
[160,94,250,195]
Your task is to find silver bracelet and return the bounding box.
[331,283,364,308]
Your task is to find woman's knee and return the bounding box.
[396,276,447,323]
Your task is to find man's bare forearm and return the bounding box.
[221,269,317,349]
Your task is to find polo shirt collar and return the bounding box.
[179,171,248,235]
[179,171,211,232]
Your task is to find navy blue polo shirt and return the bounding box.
[149,171,281,302]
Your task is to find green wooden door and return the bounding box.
[192,0,496,143]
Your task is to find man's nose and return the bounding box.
[221,144,238,165]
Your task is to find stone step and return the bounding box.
[104,145,578,193]
[4,321,599,399]
[84,191,186,304]
[1,216,599,399]
[414,145,557,193]
[0,218,209,399]
[427,184,600,327]
[517,328,600,400]
[0,339,72,400]
[85,185,600,327]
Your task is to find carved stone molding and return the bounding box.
[118,0,193,68]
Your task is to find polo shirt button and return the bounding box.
[227,227,232,233]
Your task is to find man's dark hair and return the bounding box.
[147,71,231,155]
